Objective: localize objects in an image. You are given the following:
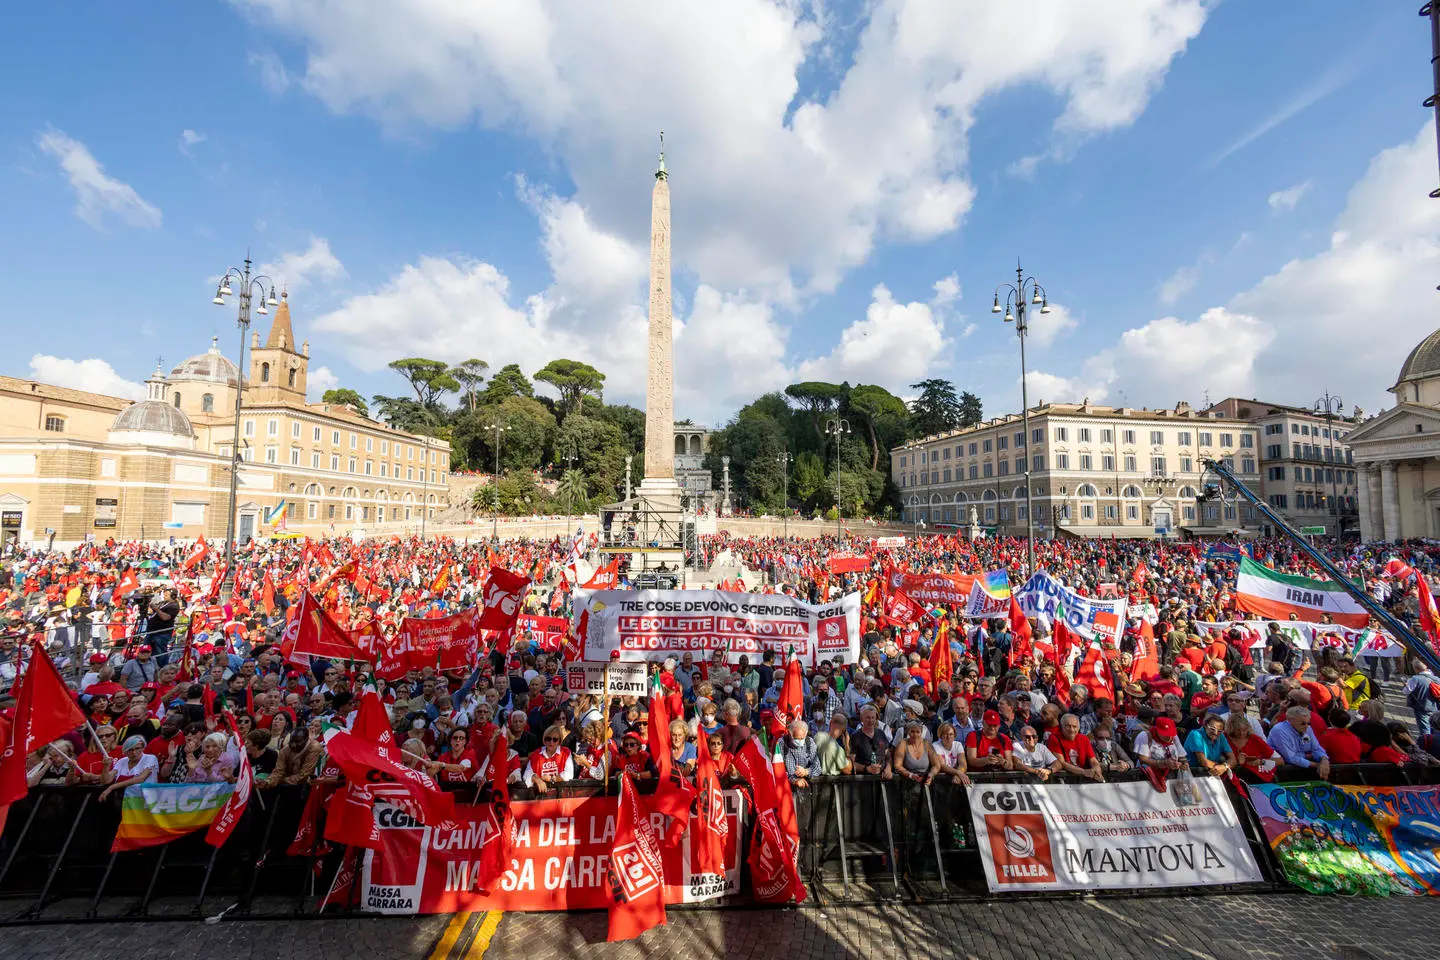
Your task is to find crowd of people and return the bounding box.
[5,531,1440,811]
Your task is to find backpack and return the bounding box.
[1407,677,1440,712]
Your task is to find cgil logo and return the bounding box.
[980,790,1041,813]
[378,806,420,829]
[1004,825,1036,859]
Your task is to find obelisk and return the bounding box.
[638,135,681,509]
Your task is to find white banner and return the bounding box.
[564,660,649,696]
[574,589,862,664]
[1016,573,1127,639]
[874,536,906,548]
[964,581,1010,620]
[1192,620,1401,657]
[967,780,1262,892]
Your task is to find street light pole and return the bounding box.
[825,418,850,542]
[776,450,793,538]
[211,257,278,602]
[993,260,1050,575]
[487,420,507,540]
[1314,391,1344,535]
[564,446,577,539]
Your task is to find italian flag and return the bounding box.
[1234,557,1368,629]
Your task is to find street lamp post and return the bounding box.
[211,257,278,602]
[776,450,793,538]
[825,418,850,541]
[1314,392,1345,534]
[486,420,508,540]
[564,446,578,539]
[993,260,1050,575]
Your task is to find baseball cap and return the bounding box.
[136,645,152,654]
[1153,717,1178,740]
[982,709,1001,726]
[88,653,107,664]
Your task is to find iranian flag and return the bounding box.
[1234,557,1368,629]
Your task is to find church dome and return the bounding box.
[169,338,240,386]
[110,400,196,438]
[1395,327,1440,389]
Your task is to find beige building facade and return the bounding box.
[1346,327,1440,541]
[891,400,1263,538]
[0,297,450,548]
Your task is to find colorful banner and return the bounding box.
[885,570,978,607]
[1246,782,1440,896]
[967,780,1261,892]
[964,581,1010,620]
[516,615,570,653]
[1234,557,1368,629]
[874,536,905,549]
[111,782,235,852]
[1016,573,1128,639]
[575,590,861,664]
[358,791,745,914]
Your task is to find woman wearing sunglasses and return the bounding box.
[523,725,575,795]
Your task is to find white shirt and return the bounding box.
[114,752,160,783]
[1013,741,1058,770]
[1132,732,1187,765]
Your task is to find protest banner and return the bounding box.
[885,570,977,607]
[1234,557,1368,628]
[516,614,570,653]
[112,782,236,852]
[874,536,905,549]
[964,581,1010,619]
[565,661,649,697]
[826,552,870,574]
[574,590,861,664]
[1246,782,1440,896]
[1015,573,1128,639]
[358,791,745,914]
[967,780,1261,892]
[399,609,479,671]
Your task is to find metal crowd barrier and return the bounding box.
[3,764,1439,922]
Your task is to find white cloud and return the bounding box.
[1023,369,1102,405]
[29,355,145,400]
[1158,262,1201,305]
[234,0,1209,301]
[179,129,206,156]
[1267,180,1311,213]
[35,128,161,230]
[932,273,961,305]
[796,284,949,391]
[259,236,346,290]
[1210,64,1352,167]
[1023,301,1077,348]
[1012,126,1440,414]
[249,49,292,93]
[307,365,339,399]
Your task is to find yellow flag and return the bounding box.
[65,586,83,608]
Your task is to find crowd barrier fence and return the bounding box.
[2,763,1439,922]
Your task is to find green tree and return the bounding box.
[388,358,461,411]
[555,414,628,501]
[594,403,646,454]
[480,363,534,404]
[704,411,788,511]
[472,469,543,516]
[320,388,369,417]
[908,377,963,438]
[451,396,555,473]
[556,469,589,515]
[535,359,606,417]
[847,384,908,470]
[784,381,845,438]
[958,391,983,428]
[793,451,830,508]
[450,358,489,411]
[371,395,435,433]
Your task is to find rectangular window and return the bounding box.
[1079,454,1093,470]
[1055,453,1070,469]
[1126,505,1139,520]
[1104,505,1117,519]
[942,468,951,482]
[407,467,414,481]
[1123,429,1135,444]
[1018,505,1029,520]
[1078,428,1091,442]
[265,447,277,464]
[43,415,64,432]
[291,421,301,438]
[290,448,300,465]
[364,460,373,476]
[312,452,321,469]
[899,455,907,468]
[313,426,322,442]
[1151,457,1167,475]
[1081,504,1095,519]
[997,435,1008,450]
[1177,431,1191,446]
[408,447,414,460]
[1124,455,1137,472]
[1180,456,1193,473]
[1220,432,1233,447]
[1198,431,1212,446]
[968,465,979,480]
[1242,458,1256,474]
[244,421,255,437]
[982,439,992,453]
[1054,427,1068,442]
[1016,432,1026,448]
[982,463,993,478]
[1293,443,1301,458]
[365,437,374,452]
[1149,430,1163,445]
[1301,425,1310,436]
[332,430,340,445]
[942,448,950,460]
[267,419,278,436]
[1100,429,1113,443]
[330,455,340,471]
[968,442,978,456]
[1266,444,1282,459]
[382,440,389,455]
[999,506,1011,522]
[1033,454,1044,471]
[308,501,318,520]
[998,460,1010,476]
[348,457,357,473]
[350,433,358,449]
[1240,434,1254,448]
[380,462,388,478]
[1183,505,1196,520]
[1102,454,1115,471]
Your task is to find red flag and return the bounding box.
[1419,577,1440,647]
[1133,620,1160,680]
[605,772,667,942]
[1075,643,1115,702]
[776,653,804,728]
[929,621,953,700]
[289,783,334,857]
[478,566,530,632]
[732,738,805,905]
[281,591,369,665]
[582,558,620,590]
[320,727,456,830]
[182,537,210,573]
[646,677,693,846]
[691,735,728,884]
[0,642,86,806]
[1051,619,1077,705]
[881,588,925,627]
[429,563,452,595]
[261,571,277,617]
[114,568,141,599]
[206,716,253,847]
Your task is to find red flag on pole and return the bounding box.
[0,642,85,806]
[776,653,804,728]
[605,772,667,942]
[691,735,728,884]
[182,537,210,573]
[281,591,369,665]
[206,715,253,847]
[929,620,953,700]
[320,726,456,829]
[582,558,620,590]
[645,675,693,846]
[732,738,806,905]
[1075,643,1115,702]
[114,568,141,599]
[478,566,531,632]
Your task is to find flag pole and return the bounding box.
[600,658,613,792]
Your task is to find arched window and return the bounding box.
[1077,483,1099,498]
[1178,485,1198,499]
[690,435,701,455]
[908,495,919,506]
[982,489,996,501]
[288,368,297,387]
[1121,484,1142,498]
[674,436,686,455]
[930,494,943,504]
[173,393,181,408]
[202,394,214,412]
[1012,485,1027,499]
[261,362,270,382]
[304,483,321,497]
[954,492,969,503]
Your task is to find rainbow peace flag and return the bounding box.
[264,500,289,525]
[979,568,1011,600]
[111,782,235,852]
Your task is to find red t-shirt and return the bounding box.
[1148,679,1183,699]
[1318,729,1362,765]
[1047,733,1097,769]
[1236,735,1279,781]
[75,748,121,775]
[965,731,1012,758]
[437,747,479,784]
[1367,745,1409,766]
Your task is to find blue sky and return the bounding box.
[3,1,1438,424]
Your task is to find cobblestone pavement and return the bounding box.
[1,894,1435,960]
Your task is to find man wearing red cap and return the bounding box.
[1133,716,1188,775]
[964,709,1014,771]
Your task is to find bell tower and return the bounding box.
[248,291,309,404]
